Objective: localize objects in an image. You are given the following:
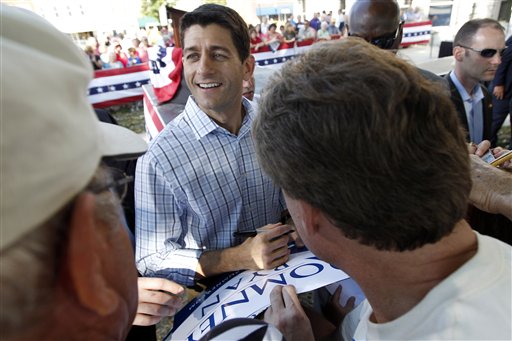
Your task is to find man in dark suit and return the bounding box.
[489,35,512,147]
[446,19,511,245]
[446,18,505,144]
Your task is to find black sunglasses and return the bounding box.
[458,45,506,58]
[348,21,403,50]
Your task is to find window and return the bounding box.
[428,1,453,26]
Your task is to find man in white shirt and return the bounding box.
[253,38,511,341]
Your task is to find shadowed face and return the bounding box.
[349,0,402,50]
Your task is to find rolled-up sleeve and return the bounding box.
[134,151,201,287]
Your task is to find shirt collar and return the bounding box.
[185,96,256,140]
[450,71,484,102]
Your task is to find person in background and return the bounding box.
[260,16,269,35]
[316,21,332,41]
[283,23,297,44]
[99,40,111,67]
[310,12,321,31]
[296,15,305,31]
[489,35,512,148]
[287,14,297,28]
[114,42,129,67]
[255,23,265,41]
[279,24,286,37]
[138,37,150,63]
[327,18,340,36]
[128,47,142,66]
[446,18,505,144]
[86,36,100,54]
[253,38,511,341]
[135,4,293,288]
[85,45,102,70]
[445,18,510,244]
[250,27,265,52]
[265,23,283,52]
[147,25,161,46]
[336,8,346,33]
[348,0,442,84]
[298,20,316,41]
[104,50,124,69]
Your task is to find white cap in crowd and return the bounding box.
[0,5,147,250]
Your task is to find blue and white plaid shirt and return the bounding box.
[135,97,285,286]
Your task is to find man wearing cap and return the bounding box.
[135,4,293,288]
[0,6,184,340]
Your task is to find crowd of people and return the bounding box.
[82,25,173,70]
[2,1,512,341]
[247,10,346,52]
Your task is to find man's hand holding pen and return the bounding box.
[235,223,293,270]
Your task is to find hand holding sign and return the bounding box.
[264,285,315,341]
[239,223,292,269]
[133,277,187,326]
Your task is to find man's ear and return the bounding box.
[64,193,119,316]
[453,45,465,61]
[295,199,324,235]
[243,54,256,82]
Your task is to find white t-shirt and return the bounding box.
[341,233,512,340]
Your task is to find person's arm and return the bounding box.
[196,223,292,279]
[492,37,512,98]
[133,277,186,326]
[322,285,356,327]
[469,154,512,220]
[136,151,293,285]
[135,153,201,287]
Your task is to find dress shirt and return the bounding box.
[135,97,285,286]
[449,71,484,143]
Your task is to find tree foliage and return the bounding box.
[203,0,227,5]
[141,0,177,18]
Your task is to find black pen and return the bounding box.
[232,229,295,238]
[233,231,258,238]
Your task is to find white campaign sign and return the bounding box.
[167,250,349,341]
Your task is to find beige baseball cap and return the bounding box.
[0,6,147,250]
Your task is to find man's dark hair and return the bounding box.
[179,4,250,63]
[454,18,504,47]
[253,39,471,252]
